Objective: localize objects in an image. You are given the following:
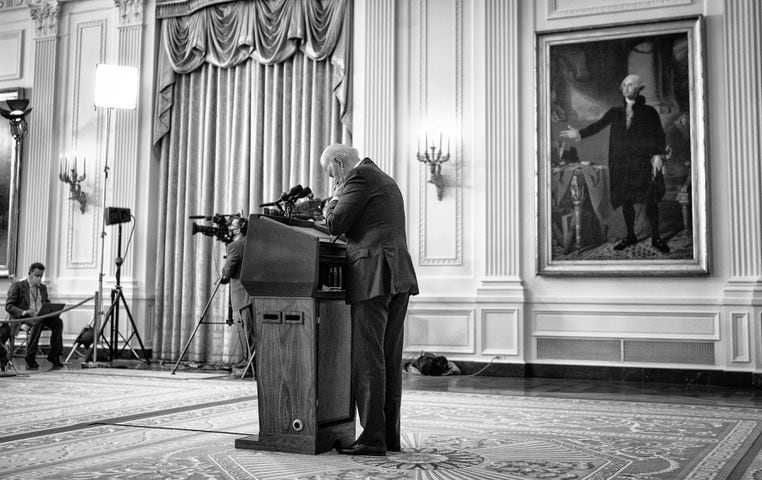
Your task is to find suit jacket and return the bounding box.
[578,95,665,209]
[325,158,419,304]
[222,236,251,314]
[6,279,50,319]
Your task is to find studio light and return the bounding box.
[94,64,139,109]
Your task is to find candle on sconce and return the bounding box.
[64,154,68,176]
[83,156,86,175]
[73,155,77,174]
[417,135,420,155]
[439,133,442,152]
[447,136,451,155]
[425,132,429,151]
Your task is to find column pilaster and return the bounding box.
[723,0,762,303]
[19,0,61,274]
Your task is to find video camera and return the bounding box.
[189,213,245,244]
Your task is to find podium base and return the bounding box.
[235,421,355,455]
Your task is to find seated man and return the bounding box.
[6,262,64,369]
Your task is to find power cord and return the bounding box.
[468,356,501,377]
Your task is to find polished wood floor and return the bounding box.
[16,355,762,410]
[402,374,762,409]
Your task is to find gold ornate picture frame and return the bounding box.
[536,16,708,276]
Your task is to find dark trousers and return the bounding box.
[351,292,410,449]
[25,317,63,363]
[622,201,660,239]
[0,323,10,361]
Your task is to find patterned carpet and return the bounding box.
[2,370,762,479]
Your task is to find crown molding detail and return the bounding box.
[29,0,60,38]
[546,0,690,19]
[0,0,27,12]
[115,0,144,26]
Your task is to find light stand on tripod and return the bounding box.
[96,208,148,364]
[84,63,140,368]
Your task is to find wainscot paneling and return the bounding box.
[405,308,475,354]
[480,308,519,356]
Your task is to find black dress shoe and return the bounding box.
[613,235,638,251]
[26,363,39,370]
[336,443,386,456]
[652,237,670,253]
[48,357,64,368]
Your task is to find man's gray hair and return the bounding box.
[320,144,359,166]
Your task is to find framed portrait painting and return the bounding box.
[536,16,708,276]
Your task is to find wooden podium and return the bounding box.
[235,214,354,454]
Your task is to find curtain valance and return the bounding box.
[154,0,351,145]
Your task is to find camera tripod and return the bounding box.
[171,276,254,376]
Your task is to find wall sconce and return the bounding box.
[58,153,87,213]
[416,133,450,200]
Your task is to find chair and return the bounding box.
[15,322,52,359]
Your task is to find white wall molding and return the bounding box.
[546,0,691,19]
[0,30,24,81]
[723,0,762,303]
[114,0,143,26]
[731,312,750,363]
[66,19,107,269]
[533,309,719,341]
[478,0,523,298]
[417,0,463,266]
[406,307,475,354]
[28,0,59,38]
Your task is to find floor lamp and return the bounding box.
[89,64,139,366]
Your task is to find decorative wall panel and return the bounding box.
[67,19,106,268]
[406,308,475,354]
[418,0,462,265]
[0,30,23,80]
[731,312,750,363]
[481,308,519,355]
[534,310,719,339]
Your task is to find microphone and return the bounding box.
[281,184,303,201]
[296,186,312,199]
[188,215,211,220]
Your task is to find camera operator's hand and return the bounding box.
[220,276,230,285]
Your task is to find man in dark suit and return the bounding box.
[561,73,669,253]
[5,262,64,369]
[320,144,419,456]
[220,215,255,370]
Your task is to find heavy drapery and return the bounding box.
[153,0,351,363]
